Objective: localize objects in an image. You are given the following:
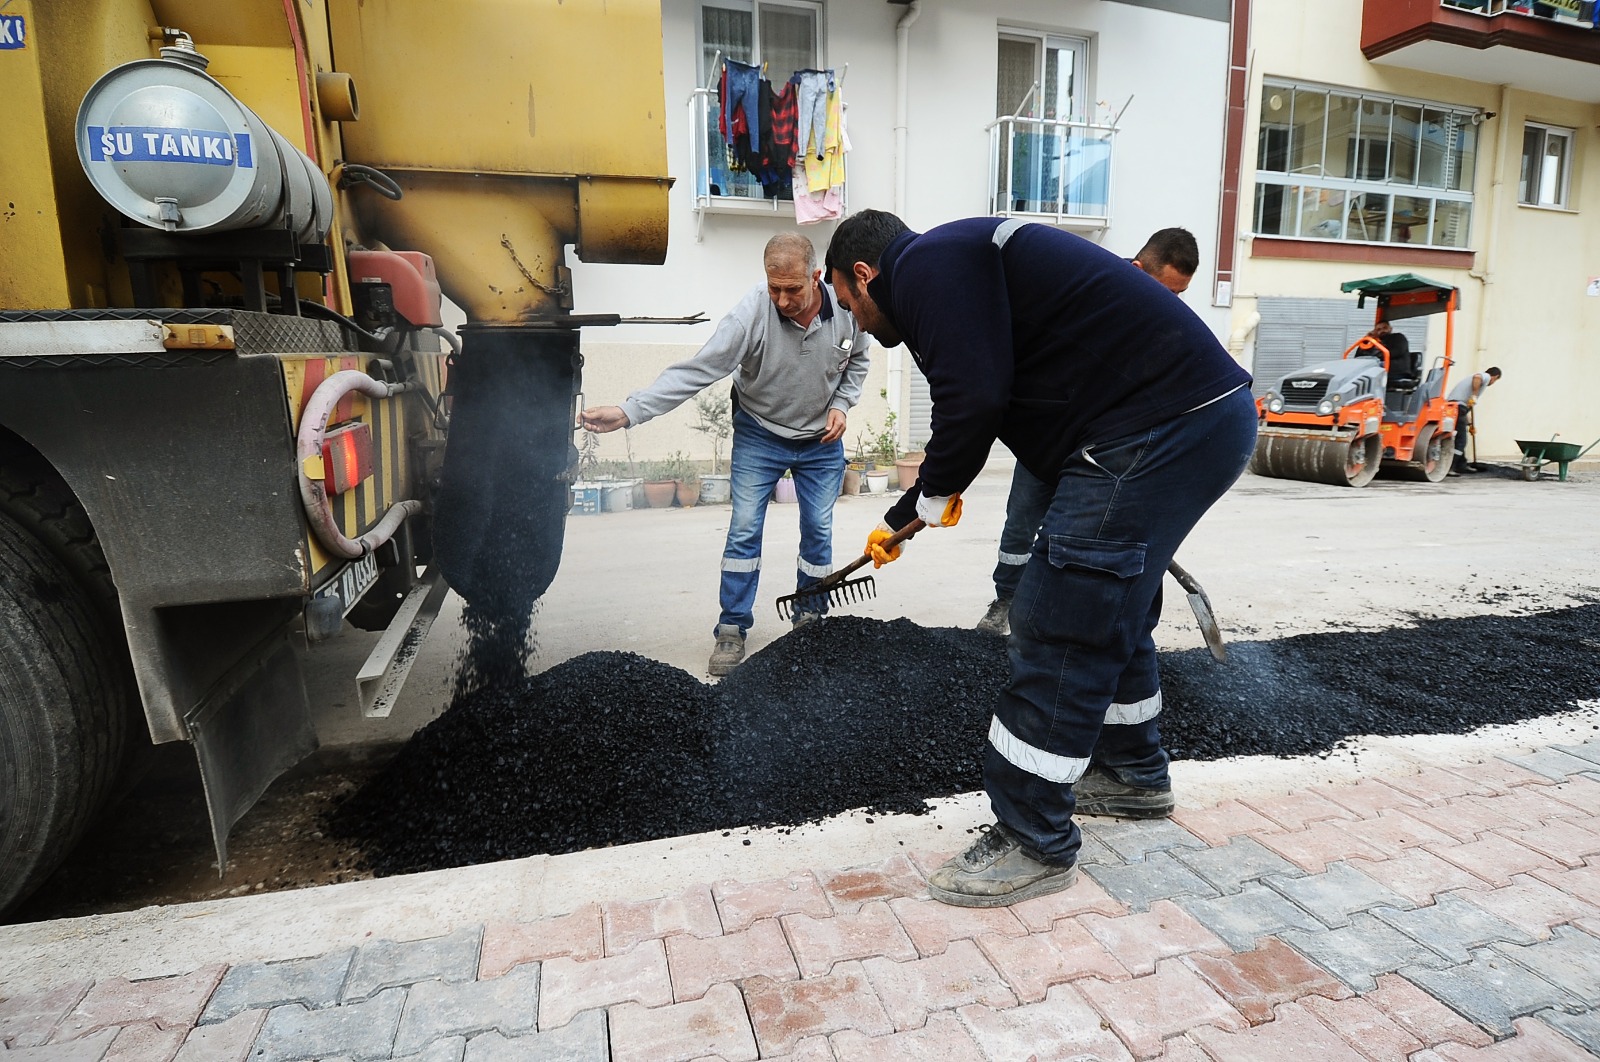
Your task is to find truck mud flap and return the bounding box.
[188,634,317,874]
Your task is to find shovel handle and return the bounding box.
[814,519,925,592]
[1166,559,1202,595]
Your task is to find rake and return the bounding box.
[774,519,923,620]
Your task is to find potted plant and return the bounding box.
[669,451,700,508]
[641,460,677,508]
[864,413,898,492]
[692,388,733,503]
[896,441,927,495]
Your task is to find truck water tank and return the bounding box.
[75,42,331,244]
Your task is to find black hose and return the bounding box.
[337,162,404,200]
[298,299,395,346]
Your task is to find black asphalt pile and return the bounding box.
[331,606,1600,877]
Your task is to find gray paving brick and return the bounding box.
[1492,925,1600,1006]
[396,1035,467,1062]
[1075,829,1119,866]
[0,1029,117,1062]
[1500,748,1599,781]
[252,987,405,1062]
[201,949,355,1024]
[1553,741,1600,768]
[1403,946,1581,1038]
[1266,862,1412,928]
[1081,849,1219,912]
[463,1011,606,1062]
[1175,882,1327,951]
[1282,912,1447,993]
[1534,1007,1600,1056]
[1079,818,1206,863]
[1175,836,1304,896]
[343,927,483,1003]
[394,967,539,1056]
[1374,893,1540,963]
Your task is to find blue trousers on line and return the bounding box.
[984,389,1258,865]
[724,60,762,150]
[719,410,845,633]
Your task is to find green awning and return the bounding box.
[1340,273,1460,319]
[1339,273,1457,298]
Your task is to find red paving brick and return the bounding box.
[1363,973,1493,1049]
[1494,819,1600,867]
[603,885,723,954]
[861,939,1015,1031]
[1347,848,1490,905]
[0,981,92,1049]
[1532,862,1600,907]
[53,966,225,1040]
[976,918,1130,1003]
[1186,937,1349,1025]
[1425,832,1560,887]
[742,963,893,1057]
[1076,958,1247,1058]
[1298,993,1424,1062]
[609,981,758,1062]
[1382,767,1493,804]
[1171,799,1282,848]
[1458,759,1558,793]
[1008,874,1126,930]
[712,873,832,934]
[781,900,918,979]
[815,855,927,915]
[1312,779,1426,818]
[1402,798,1521,843]
[1241,791,1356,831]
[1455,874,1600,939]
[1077,900,1231,977]
[1416,1017,1596,1060]
[1253,820,1387,874]
[886,897,1027,957]
[104,1021,186,1062]
[480,903,603,978]
[538,939,673,1030]
[1547,775,1600,817]
[1469,788,1590,828]
[829,1010,988,1061]
[957,984,1136,1062]
[1186,1000,1370,1061]
[666,918,800,1002]
[1339,810,1459,856]
[170,1011,265,1062]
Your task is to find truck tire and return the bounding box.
[0,508,126,914]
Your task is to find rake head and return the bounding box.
[775,574,877,620]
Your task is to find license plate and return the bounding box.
[315,553,380,616]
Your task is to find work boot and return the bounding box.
[791,610,823,631]
[976,597,1011,636]
[708,624,745,676]
[928,823,1078,908]
[1073,767,1175,819]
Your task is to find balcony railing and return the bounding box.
[1442,0,1599,27]
[987,116,1116,228]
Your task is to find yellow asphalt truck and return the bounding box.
[0,0,669,913]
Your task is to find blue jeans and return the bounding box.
[720,410,845,632]
[992,463,1053,600]
[984,389,1257,864]
[724,60,761,152]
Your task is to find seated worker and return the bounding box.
[1370,321,1420,390]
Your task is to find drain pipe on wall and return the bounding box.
[889,0,920,441]
[1467,84,1511,375]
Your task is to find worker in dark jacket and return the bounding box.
[825,211,1256,908]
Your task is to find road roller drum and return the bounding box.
[1252,432,1382,488]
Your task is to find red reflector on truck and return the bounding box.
[322,423,374,495]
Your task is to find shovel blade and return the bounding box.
[1186,591,1228,663]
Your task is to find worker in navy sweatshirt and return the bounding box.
[825,210,1255,908]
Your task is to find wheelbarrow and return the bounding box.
[1514,435,1600,482]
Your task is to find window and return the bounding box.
[1520,123,1573,207]
[990,30,1111,222]
[693,1,821,207]
[1253,80,1478,249]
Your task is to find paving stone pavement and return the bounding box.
[7,749,1600,1060]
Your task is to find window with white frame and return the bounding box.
[694,0,821,206]
[1520,123,1573,207]
[1254,81,1478,249]
[990,29,1111,221]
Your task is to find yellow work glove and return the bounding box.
[866,522,904,568]
[914,491,963,528]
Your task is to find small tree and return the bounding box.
[692,387,733,475]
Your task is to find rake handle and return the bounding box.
[812,518,925,594]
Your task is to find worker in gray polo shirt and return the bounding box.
[581,233,872,675]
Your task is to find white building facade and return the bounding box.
[567,0,1235,466]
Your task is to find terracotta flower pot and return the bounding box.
[895,452,925,494]
[842,467,861,495]
[676,479,700,507]
[642,479,677,508]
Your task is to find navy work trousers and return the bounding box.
[984,388,1258,865]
